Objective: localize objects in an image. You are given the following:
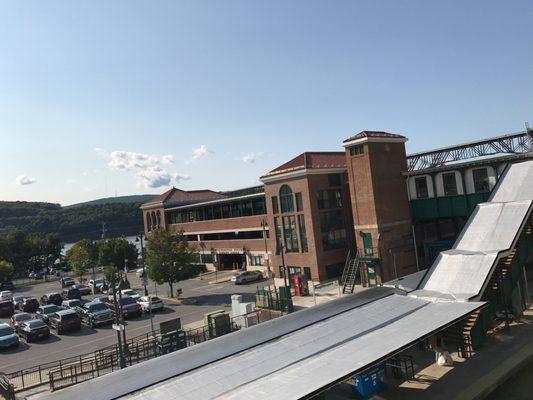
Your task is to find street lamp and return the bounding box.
[135,233,149,296]
[260,219,271,279]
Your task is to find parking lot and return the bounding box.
[0,270,262,373]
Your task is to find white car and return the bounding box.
[0,291,13,301]
[137,296,164,313]
[120,289,141,300]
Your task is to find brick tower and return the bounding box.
[343,131,418,282]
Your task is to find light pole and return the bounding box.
[135,233,148,296]
[111,272,125,369]
[261,219,271,279]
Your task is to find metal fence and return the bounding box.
[0,374,15,400]
[6,309,282,394]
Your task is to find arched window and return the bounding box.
[156,211,161,228]
[151,212,156,230]
[146,213,152,232]
[279,185,294,213]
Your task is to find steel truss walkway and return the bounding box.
[37,161,533,400]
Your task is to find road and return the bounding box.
[0,270,261,373]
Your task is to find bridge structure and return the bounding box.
[37,161,533,400]
[406,129,533,171]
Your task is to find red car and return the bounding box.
[11,312,32,329]
[0,300,14,317]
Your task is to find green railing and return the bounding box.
[411,192,491,222]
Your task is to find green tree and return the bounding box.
[0,260,14,281]
[98,238,138,271]
[66,239,98,281]
[145,229,199,297]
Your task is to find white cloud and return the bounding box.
[242,153,256,163]
[191,145,211,160]
[16,175,36,185]
[95,148,189,189]
[161,155,175,165]
[241,151,263,163]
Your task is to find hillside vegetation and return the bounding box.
[0,198,150,243]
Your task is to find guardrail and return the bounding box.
[6,309,283,394]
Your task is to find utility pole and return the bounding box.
[111,273,125,369]
[136,233,148,296]
[117,280,128,357]
[261,219,271,279]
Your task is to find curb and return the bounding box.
[208,278,231,285]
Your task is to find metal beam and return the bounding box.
[407,130,533,171]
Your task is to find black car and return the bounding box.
[36,305,64,323]
[17,319,50,342]
[72,284,91,296]
[0,300,14,317]
[0,280,14,291]
[77,302,114,328]
[48,309,81,334]
[62,287,81,300]
[21,297,39,313]
[40,293,63,306]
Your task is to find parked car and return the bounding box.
[17,319,50,342]
[88,279,106,294]
[62,287,81,300]
[0,279,14,291]
[36,305,64,323]
[107,295,142,319]
[40,293,63,306]
[29,271,44,280]
[72,284,91,296]
[48,309,81,334]
[60,277,75,288]
[0,300,14,317]
[62,299,82,309]
[77,301,114,328]
[120,289,141,300]
[0,290,13,301]
[20,297,39,313]
[137,295,164,313]
[230,270,264,284]
[0,323,19,349]
[12,296,25,310]
[91,295,110,304]
[11,313,32,329]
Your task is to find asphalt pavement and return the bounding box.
[0,270,261,373]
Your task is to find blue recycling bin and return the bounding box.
[353,364,386,398]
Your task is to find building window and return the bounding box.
[274,217,282,255]
[253,197,266,215]
[349,145,364,156]
[280,185,294,213]
[472,168,490,193]
[303,267,312,280]
[298,215,308,253]
[319,210,347,251]
[251,255,263,266]
[271,196,279,214]
[200,253,214,264]
[317,189,343,209]
[282,215,299,253]
[442,172,458,196]
[415,177,429,199]
[328,173,342,187]
[361,232,373,257]
[146,213,152,232]
[295,192,303,212]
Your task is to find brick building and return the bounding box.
[140,129,533,284]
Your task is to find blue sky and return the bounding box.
[1,1,532,205]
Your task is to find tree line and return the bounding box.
[0,200,145,242]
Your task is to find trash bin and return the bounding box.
[353,364,386,398]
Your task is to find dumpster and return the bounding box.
[353,364,386,398]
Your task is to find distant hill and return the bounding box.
[65,194,156,208]
[0,196,152,243]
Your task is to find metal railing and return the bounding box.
[6,309,282,394]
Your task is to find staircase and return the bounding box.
[441,310,481,358]
[341,251,361,294]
